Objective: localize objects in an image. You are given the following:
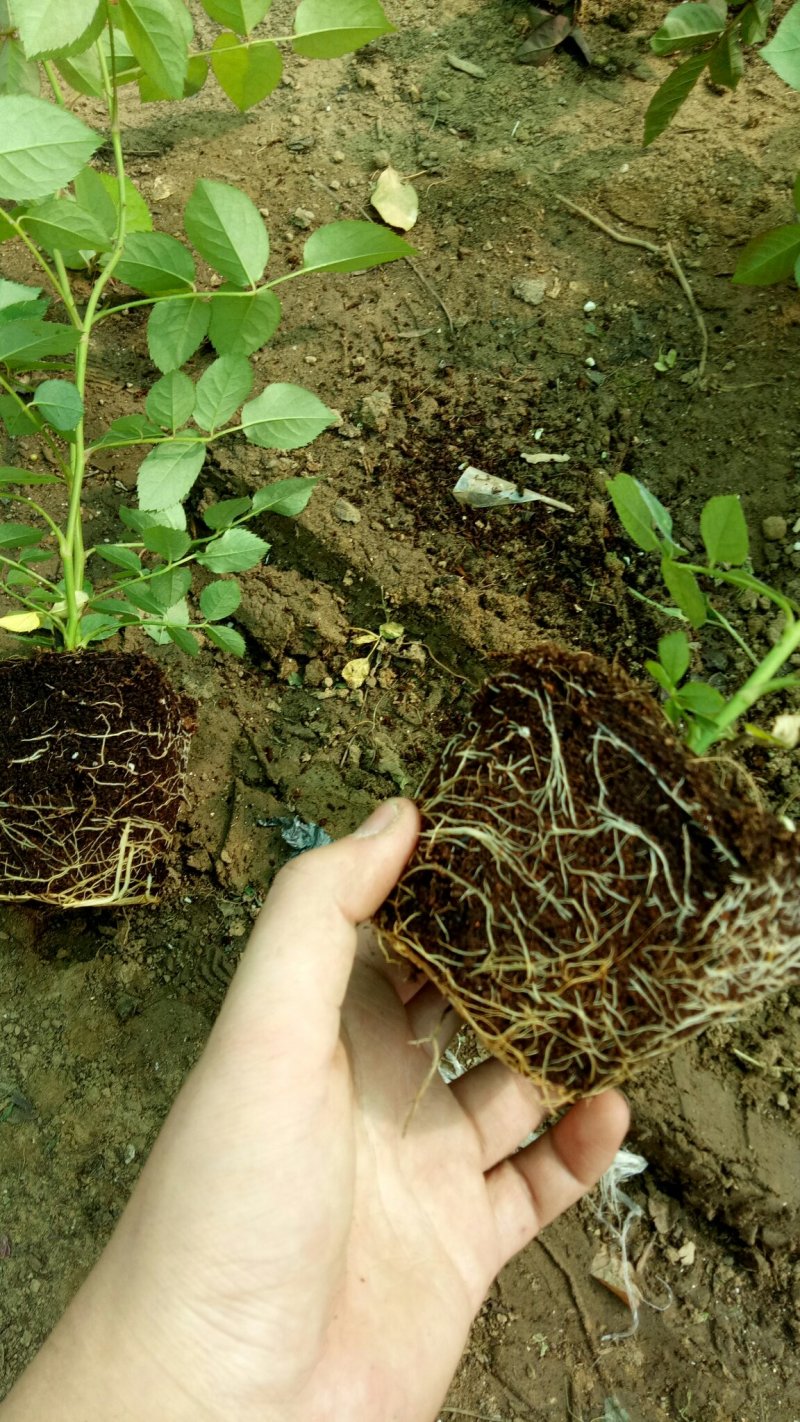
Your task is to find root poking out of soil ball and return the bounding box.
[0,653,196,908]
[376,644,800,1104]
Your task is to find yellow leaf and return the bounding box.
[342,657,371,689]
[371,167,419,232]
[0,611,41,632]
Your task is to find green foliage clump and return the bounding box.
[0,0,411,655]
[608,473,800,753]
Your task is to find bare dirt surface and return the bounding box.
[2,2,800,1418]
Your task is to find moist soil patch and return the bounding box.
[0,654,195,908]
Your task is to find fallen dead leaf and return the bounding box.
[371,166,419,232]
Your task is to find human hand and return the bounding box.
[2,798,628,1422]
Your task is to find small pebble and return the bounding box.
[331,150,345,162]
[292,207,315,229]
[583,300,597,313]
[763,515,788,541]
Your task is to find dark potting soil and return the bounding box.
[0,652,196,907]
[378,644,800,1100]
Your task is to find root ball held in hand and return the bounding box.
[376,644,800,1103]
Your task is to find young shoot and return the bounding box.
[608,472,800,754]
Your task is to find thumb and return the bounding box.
[217,798,419,1043]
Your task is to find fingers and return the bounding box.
[215,798,420,1052]
[450,1059,549,1169]
[405,983,460,1048]
[486,1091,630,1266]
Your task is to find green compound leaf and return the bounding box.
[0,395,42,434]
[138,54,209,101]
[302,219,413,274]
[145,371,196,432]
[650,1,726,55]
[733,224,800,284]
[95,544,144,574]
[116,232,196,295]
[251,475,318,516]
[761,1,800,89]
[211,34,282,108]
[74,168,153,241]
[707,29,744,88]
[0,464,60,485]
[661,557,707,628]
[140,525,192,560]
[197,526,269,572]
[208,286,280,356]
[206,622,246,655]
[137,439,206,510]
[0,95,100,201]
[149,568,192,609]
[31,378,83,432]
[166,624,201,655]
[0,38,41,97]
[293,0,395,58]
[201,0,270,33]
[700,494,749,566]
[241,383,336,449]
[200,579,242,620]
[657,629,691,685]
[0,279,42,312]
[91,414,162,450]
[0,318,80,366]
[740,0,773,46]
[644,52,708,146]
[118,0,192,100]
[202,496,252,529]
[0,522,45,548]
[9,0,100,60]
[147,295,209,373]
[56,27,140,97]
[22,195,112,253]
[607,473,678,554]
[676,680,727,717]
[120,501,187,533]
[184,179,269,287]
[194,355,253,431]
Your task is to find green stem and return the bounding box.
[0,551,60,593]
[13,496,65,545]
[62,19,128,649]
[685,561,799,622]
[705,606,757,667]
[42,61,67,108]
[693,620,800,753]
[52,250,83,328]
[3,214,71,312]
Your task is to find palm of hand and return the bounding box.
[52,806,627,1422]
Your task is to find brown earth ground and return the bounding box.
[2,1,800,1418]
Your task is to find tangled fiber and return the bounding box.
[376,644,800,1103]
[0,652,195,908]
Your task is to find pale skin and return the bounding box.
[1,798,629,1422]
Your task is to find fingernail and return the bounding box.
[353,798,401,838]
